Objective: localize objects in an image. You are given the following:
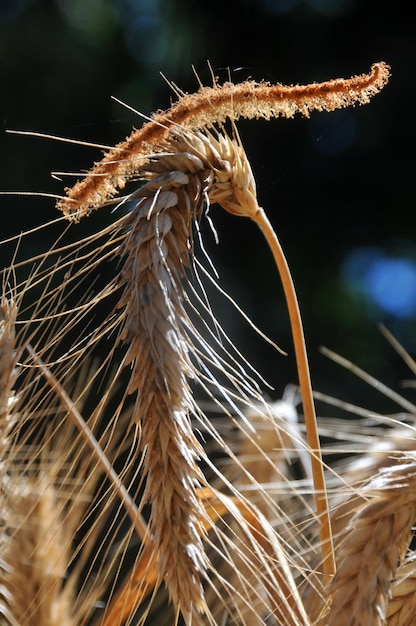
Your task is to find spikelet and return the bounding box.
[387,556,416,626]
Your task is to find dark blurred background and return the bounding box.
[0,0,414,413]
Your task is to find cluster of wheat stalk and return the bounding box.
[2,61,414,626]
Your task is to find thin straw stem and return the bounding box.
[253,207,335,580]
[27,345,148,543]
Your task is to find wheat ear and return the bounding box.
[0,296,17,458]
[325,456,416,626]
[1,476,75,626]
[0,297,18,625]
[110,124,333,620]
[56,62,390,220]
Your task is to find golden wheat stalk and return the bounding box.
[109,126,321,619]
[0,62,392,625]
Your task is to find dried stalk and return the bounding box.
[252,207,334,579]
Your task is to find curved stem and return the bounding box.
[252,207,335,580]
